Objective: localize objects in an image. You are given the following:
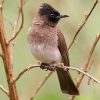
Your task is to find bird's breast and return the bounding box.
[28,24,62,63]
[29,43,62,63]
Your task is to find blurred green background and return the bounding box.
[0,0,100,100]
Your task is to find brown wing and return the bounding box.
[56,29,79,95]
[57,29,70,66]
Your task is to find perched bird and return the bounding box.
[28,3,79,95]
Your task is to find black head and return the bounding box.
[39,3,69,23]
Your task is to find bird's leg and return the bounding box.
[40,62,56,71]
[40,63,50,71]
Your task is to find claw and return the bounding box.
[40,63,55,71]
[40,63,50,71]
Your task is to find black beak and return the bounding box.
[56,14,69,19]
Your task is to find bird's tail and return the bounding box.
[56,67,79,95]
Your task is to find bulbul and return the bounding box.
[28,3,79,95]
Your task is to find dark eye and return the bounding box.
[50,13,55,17]
[48,12,60,22]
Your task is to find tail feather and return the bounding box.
[56,68,79,95]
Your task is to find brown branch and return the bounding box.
[14,63,100,99]
[83,34,100,71]
[50,63,100,84]
[0,84,9,97]
[13,65,40,84]
[0,52,3,58]
[0,0,5,7]
[70,34,100,100]
[1,0,4,4]
[29,63,100,100]
[14,63,100,85]
[0,2,18,100]
[8,0,24,44]
[30,71,53,100]
[87,58,94,71]
[68,0,98,50]
[61,66,100,84]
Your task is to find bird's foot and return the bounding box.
[40,63,49,71]
[40,63,55,71]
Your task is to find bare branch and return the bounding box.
[0,84,9,97]
[68,0,98,50]
[14,62,100,85]
[4,17,13,26]
[48,63,100,84]
[87,58,94,71]
[0,0,5,9]
[30,72,53,100]
[84,34,100,70]
[61,66,100,84]
[0,52,3,58]
[29,63,100,100]
[8,0,25,44]
[70,34,100,100]
[0,1,18,99]
[1,0,5,5]
[13,65,40,84]
[14,62,100,99]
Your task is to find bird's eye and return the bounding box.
[50,13,55,17]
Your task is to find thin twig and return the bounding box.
[70,34,100,100]
[88,58,94,71]
[8,0,24,44]
[68,0,98,50]
[0,52,2,58]
[0,0,5,8]
[29,63,100,100]
[14,62,100,100]
[0,84,9,97]
[30,72,53,100]
[13,65,40,84]
[1,0,5,5]
[83,34,100,71]
[61,66,100,84]
[14,63,100,85]
[8,0,24,67]
[4,17,13,27]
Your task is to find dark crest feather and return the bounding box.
[39,3,60,16]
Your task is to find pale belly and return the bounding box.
[29,44,62,63]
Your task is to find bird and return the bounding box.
[27,3,79,95]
